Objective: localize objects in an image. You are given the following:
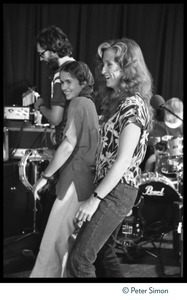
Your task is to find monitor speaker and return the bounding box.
[4,161,35,238]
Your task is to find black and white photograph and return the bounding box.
[2,2,185,298]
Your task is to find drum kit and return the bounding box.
[117,135,183,254]
[18,138,183,265]
[154,135,183,195]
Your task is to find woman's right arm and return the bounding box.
[33,136,75,200]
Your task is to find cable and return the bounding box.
[40,126,48,147]
[10,121,27,156]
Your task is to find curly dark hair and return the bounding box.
[36,25,73,57]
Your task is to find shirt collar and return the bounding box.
[59,56,75,66]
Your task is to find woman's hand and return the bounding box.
[76,196,101,222]
[32,177,47,200]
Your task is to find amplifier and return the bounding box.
[6,126,54,159]
[3,161,34,237]
[4,106,30,120]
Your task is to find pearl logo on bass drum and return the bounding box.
[142,185,165,196]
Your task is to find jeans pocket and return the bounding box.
[108,182,138,217]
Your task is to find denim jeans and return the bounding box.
[67,182,138,278]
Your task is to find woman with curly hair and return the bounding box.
[67,37,154,278]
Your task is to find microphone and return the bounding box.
[150,94,183,122]
[150,94,165,110]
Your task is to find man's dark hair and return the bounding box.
[36,25,73,57]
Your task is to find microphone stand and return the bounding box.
[160,105,183,122]
[160,103,183,277]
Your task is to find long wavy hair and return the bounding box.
[95,38,154,127]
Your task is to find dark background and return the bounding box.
[3,3,183,107]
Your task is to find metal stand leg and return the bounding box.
[16,161,39,242]
[180,226,183,277]
[177,221,183,277]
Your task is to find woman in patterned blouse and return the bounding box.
[67,38,154,278]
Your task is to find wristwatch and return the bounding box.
[93,192,103,201]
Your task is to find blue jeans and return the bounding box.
[67,182,138,278]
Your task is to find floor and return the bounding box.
[3,228,182,280]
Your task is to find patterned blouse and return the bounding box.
[94,93,150,188]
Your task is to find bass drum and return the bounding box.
[118,172,181,244]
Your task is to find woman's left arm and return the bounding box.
[76,122,141,221]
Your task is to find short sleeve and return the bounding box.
[63,119,77,147]
[119,95,148,132]
[62,98,85,147]
[50,71,66,107]
[63,97,98,150]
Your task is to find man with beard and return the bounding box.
[34,25,75,146]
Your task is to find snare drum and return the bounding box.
[118,172,181,242]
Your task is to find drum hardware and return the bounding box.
[154,136,183,173]
[168,136,183,157]
[148,136,161,148]
[3,127,9,162]
[116,230,164,264]
[121,214,144,240]
[18,148,54,191]
[116,238,146,262]
[117,172,181,267]
[16,148,54,242]
[176,171,183,199]
[179,221,183,277]
[172,201,183,276]
[152,135,183,198]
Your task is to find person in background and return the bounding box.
[30,61,99,277]
[143,97,183,172]
[66,37,153,277]
[34,25,75,146]
[161,97,183,137]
